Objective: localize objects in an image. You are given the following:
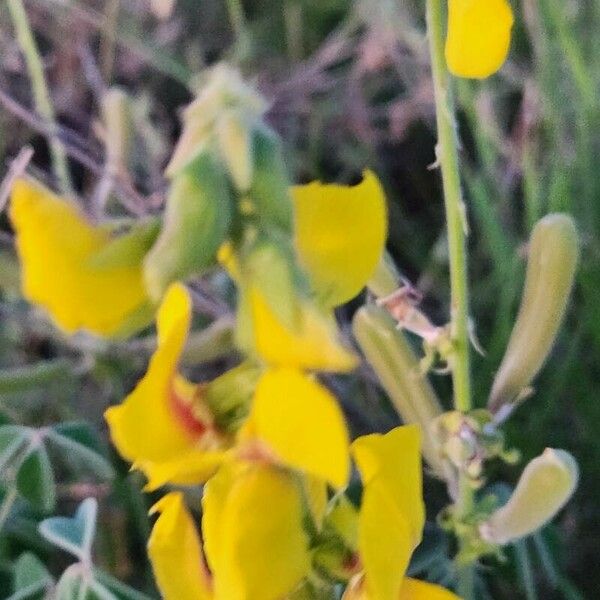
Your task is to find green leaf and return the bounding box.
[7,552,53,600]
[39,497,98,561]
[47,424,115,481]
[54,565,85,600]
[16,447,56,512]
[0,426,29,474]
[14,552,52,590]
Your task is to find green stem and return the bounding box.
[7,0,73,195]
[425,0,474,596]
[225,0,248,43]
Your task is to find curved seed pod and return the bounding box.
[480,449,578,545]
[249,127,293,233]
[352,305,445,478]
[143,151,234,301]
[489,214,579,416]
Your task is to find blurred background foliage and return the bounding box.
[0,0,598,598]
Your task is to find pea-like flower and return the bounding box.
[105,283,351,490]
[10,178,155,337]
[293,171,388,307]
[340,426,461,600]
[445,0,514,79]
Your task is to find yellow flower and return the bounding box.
[240,284,357,372]
[202,462,312,600]
[106,283,351,490]
[445,0,514,79]
[220,240,358,372]
[105,283,229,490]
[148,465,312,600]
[10,178,153,337]
[293,171,387,307]
[341,425,461,600]
[244,367,350,488]
[148,493,213,600]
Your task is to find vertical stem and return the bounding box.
[425,0,474,597]
[7,0,73,195]
[101,0,121,82]
[225,0,247,42]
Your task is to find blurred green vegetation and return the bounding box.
[0,0,598,598]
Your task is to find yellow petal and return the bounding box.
[105,285,209,463]
[148,492,212,600]
[247,286,357,371]
[251,368,350,488]
[358,484,413,600]
[445,0,514,79]
[293,171,387,307]
[139,449,225,491]
[203,463,311,600]
[399,578,461,599]
[10,178,150,336]
[352,425,424,546]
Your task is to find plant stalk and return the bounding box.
[425,0,474,597]
[7,0,73,195]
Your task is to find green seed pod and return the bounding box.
[480,449,578,545]
[352,305,445,478]
[249,127,293,233]
[489,214,579,416]
[143,151,234,301]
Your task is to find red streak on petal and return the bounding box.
[168,384,208,439]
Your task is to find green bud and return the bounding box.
[250,127,293,233]
[166,64,267,179]
[239,236,299,332]
[216,110,253,193]
[87,219,161,270]
[489,214,579,417]
[101,87,131,175]
[205,361,261,433]
[480,449,578,545]
[143,151,234,300]
[352,305,445,478]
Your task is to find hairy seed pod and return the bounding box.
[250,127,293,233]
[489,214,579,416]
[480,449,578,545]
[143,152,233,301]
[352,305,445,478]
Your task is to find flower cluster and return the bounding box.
[8,66,460,599]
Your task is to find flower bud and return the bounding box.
[489,214,579,416]
[216,110,253,192]
[166,64,267,179]
[143,151,234,300]
[204,362,261,433]
[445,0,514,79]
[352,305,445,477]
[101,87,131,175]
[250,127,293,233]
[480,449,578,545]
